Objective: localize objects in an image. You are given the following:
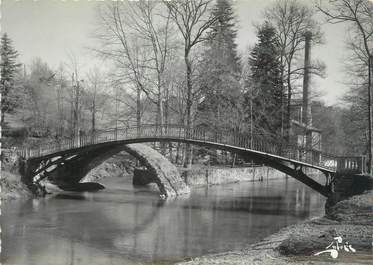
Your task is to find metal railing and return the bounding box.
[336,156,367,174]
[16,124,351,172]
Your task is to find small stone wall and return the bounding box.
[180,166,288,187]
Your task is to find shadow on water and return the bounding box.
[3,193,168,264]
[1,177,326,265]
[179,195,311,218]
[54,193,88,200]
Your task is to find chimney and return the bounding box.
[302,31,312,127]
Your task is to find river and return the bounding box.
[1,175,326,265]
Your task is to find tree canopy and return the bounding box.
[247,22,284,139]
[1,33,21,125]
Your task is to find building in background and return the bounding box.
[289,99,322,163]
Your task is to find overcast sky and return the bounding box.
[2,0,354,106]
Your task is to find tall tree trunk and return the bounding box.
[184,51,193,168]
[70,98,74,137]
[280,54,285,139]
[157,72,164,134]
[91,101,96,134]
[286,62,292,143]
[74,82,80,141]
[157,85,166,154]
[164,86,173,162]
[136,85,141,136]
[368,55,373,173]
[175,142,181,164]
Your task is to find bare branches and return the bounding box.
[164,0,217,52]
[264,0,323,139]
[93,1,182,130]
[317,0,373,171]
[317,0,373,57]
[317,0,373,93]
[163,0,216,167]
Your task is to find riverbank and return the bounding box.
[0,171,32,200]
[1,148,32,200]
[176,190,373,265]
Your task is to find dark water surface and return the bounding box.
[1,176,325,265]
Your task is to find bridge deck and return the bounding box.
[18,125,339,173]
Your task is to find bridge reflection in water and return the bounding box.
[1,176,325,265]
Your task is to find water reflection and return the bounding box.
[1,177,325,265]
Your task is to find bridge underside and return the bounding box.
[20,143,190,197]
[20,138,334,197]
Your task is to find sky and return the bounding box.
[2,0,354,106]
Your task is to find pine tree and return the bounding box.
[208,0,239,71]
[247,22,284,140]
[197,0,241,130]
[1,33,21,125]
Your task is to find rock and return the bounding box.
[326,190,373,225]
[278,228,339,256]
[278,190,373,256]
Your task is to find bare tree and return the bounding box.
[94,1,181,138]
[55,64,67,137]
[94,2,152,131]
[164,0,217,167]
[264,0,323,139]
[66,52,84,139]
[85,67,108,135]
[317,0,373,172]
[127,1,177,136]
[23,58,57,135]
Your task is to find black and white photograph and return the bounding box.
[1,0,373,264]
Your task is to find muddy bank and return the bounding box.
[176,190,373,265]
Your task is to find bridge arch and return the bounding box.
[21,136,334,197]
[21,142,190,197]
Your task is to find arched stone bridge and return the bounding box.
[18,124,365,198]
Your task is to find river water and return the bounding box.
[1,176,325,265]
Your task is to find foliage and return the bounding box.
[0,33,21,125]
[197,0,242,131]
[246,22,284,140]
[22,58,56,134]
